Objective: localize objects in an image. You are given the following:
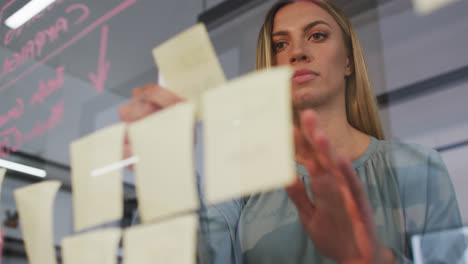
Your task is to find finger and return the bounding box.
[144,83,184,108]
[122,131,134,170]
[294,123,330,201]
[294,126,323,178]
[314,130,336,170]
[293,126,310,164]
[285,175,316,219]
[299,109,317,146]
[337,156,381,251]
[298,109,326,170]
[119,98,158,123]
[132,83,163,99]
[134,83,160,98]
[121,83,183,123]
[337,156,372,218]
[131,85,146,98]
[313,131,348,190]
[118,102,133,122]
[304,134,347,206]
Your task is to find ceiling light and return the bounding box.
[91,156,139,177]
[0,158,46,178]
[5,0,56,29]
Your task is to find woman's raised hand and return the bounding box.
[119,83,184,122]
[118,83,184,167]
[286,109,394,264]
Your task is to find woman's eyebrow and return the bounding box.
[272,20,331,37]
[272,30,289,37]
[303,20,331,32]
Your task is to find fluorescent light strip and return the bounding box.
[91,156,139,177]
[0,159,46,178]
[5,0,56,29]
[412,0,457,14]
[459,227,468,263]
[411,235,423,264]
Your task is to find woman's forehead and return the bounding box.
[273,2,335,32]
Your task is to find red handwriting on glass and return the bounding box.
[0,0,136,93]
[30,66,65,107]
[1,17,68,79]
[23,100,64,142]
[0,126,22,158]
[1,3,90,82]
[66,4,90,26]
[0,65,64,132]
[0,98,24,129]
[0,100,65,158]
[89,25,110,93]
[3,0,64,46]
[0,136,12,158]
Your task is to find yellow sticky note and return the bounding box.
[123,214,198,264]
[152,23,226,118]
[14,181,61,264]
[0,168,5,195]
[0,168,5,244]
[70,123,125,231]
[62,228,121,264]
[128,103,199,223]
[413,0,456,14]
[202,67,296,204]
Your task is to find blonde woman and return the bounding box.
[119,0,462,263]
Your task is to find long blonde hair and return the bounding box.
[256,0,385,140]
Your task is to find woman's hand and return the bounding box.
[286,110,394,264]
[118,83,184,168]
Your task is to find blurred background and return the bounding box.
[0,0,467,262]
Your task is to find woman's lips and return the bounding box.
[292,69,319,84]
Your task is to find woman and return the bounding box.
[119,0,463,263]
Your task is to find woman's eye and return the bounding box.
[309,32,328,41]
[273,42,287,51]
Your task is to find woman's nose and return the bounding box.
[290,41,311,64]
[290,54,309,64]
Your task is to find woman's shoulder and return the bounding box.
[363,138,453,199]
[361,137,444,170]
[376,138,437,155]
[353,137,450,195]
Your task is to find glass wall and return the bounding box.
[0,0,467,263]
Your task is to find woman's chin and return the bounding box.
[292,88,322,108]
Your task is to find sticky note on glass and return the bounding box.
[14,181,61,264]
[202,67,296,204]
[70,123,125,231]
[152,23,226,118]
[123,214,198,264]
[128,102,199,223]
[62,228,121,264]
[0,168,5,244]
[0,168,5,195]
[413,0,456,14]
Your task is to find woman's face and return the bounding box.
[272,2,352,110]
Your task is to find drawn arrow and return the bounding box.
[0,0,137,92]
[89,24,110,93]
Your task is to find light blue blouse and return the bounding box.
[198,137,463,263]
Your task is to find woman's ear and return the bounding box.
[345,56,353,77]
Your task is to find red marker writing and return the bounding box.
[89,24,110,93]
